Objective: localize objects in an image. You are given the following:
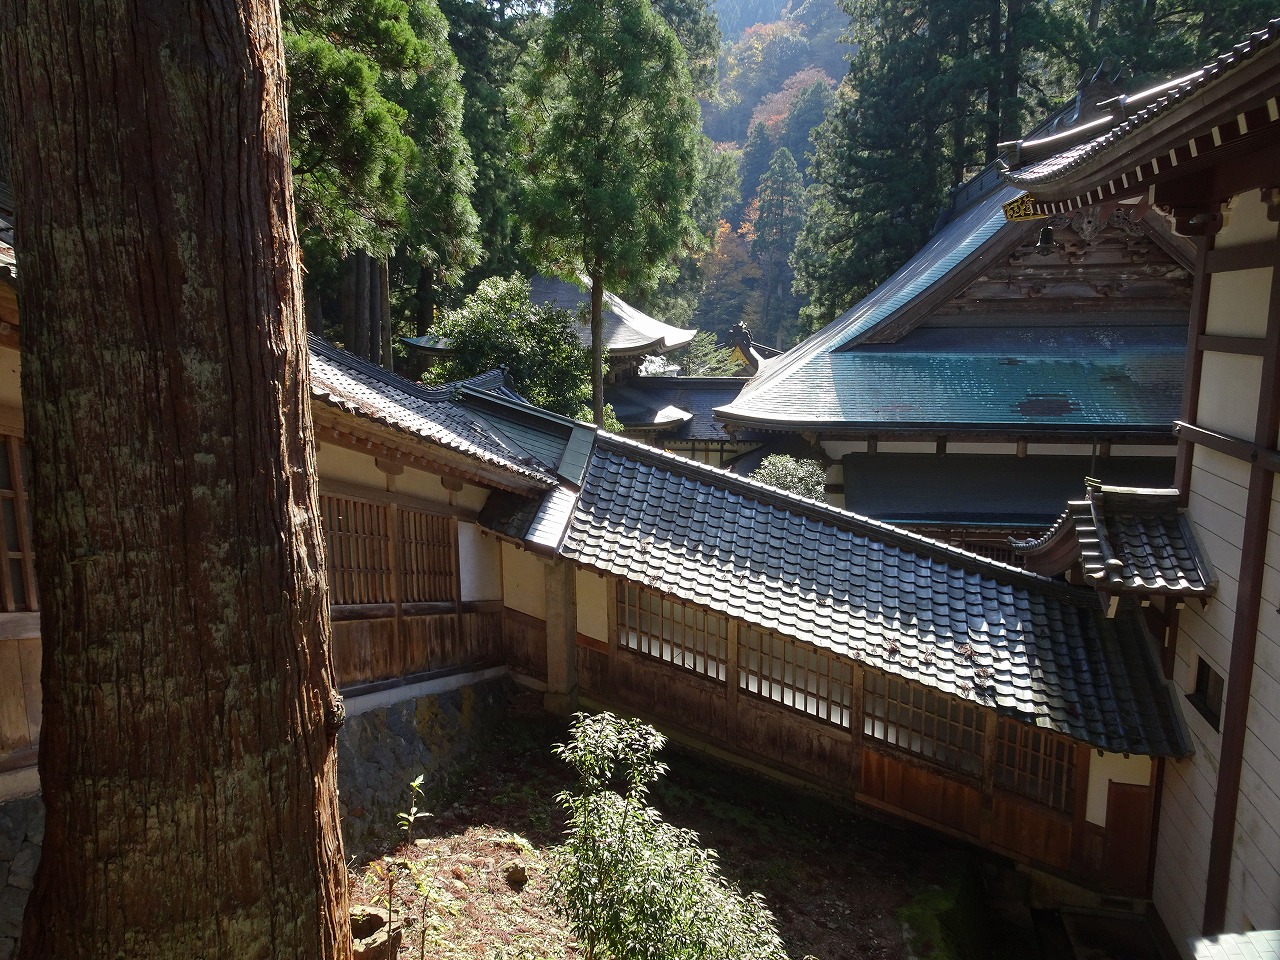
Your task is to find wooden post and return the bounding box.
[544,558,578,715]
[725,620,739,741]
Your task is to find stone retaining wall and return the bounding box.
[337,674,510,856]
[0,793,42,960]
[0,671,511,951]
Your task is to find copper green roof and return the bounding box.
[717,185,1185,433]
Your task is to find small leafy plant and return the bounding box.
[550,711,787,960]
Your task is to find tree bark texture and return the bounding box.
[0,2,351,958]
[379,260,392,373]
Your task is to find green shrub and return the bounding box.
[551,712,787,960]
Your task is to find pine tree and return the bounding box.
[521,0,701,426]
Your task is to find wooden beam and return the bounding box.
[1197,334,1266,356]
[1206,241,1274,273]
[1173,421,1280,473]
[1176,231,1215,505]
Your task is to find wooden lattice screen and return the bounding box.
[738,626,852,728]
[994,718,1076,813]
[320,495,392,605]
[863,672,985,776]
[399,508,456,603]
[0,434,37,612]
[616,582,728,681]
[320,494,458,607]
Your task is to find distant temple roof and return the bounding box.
[606,377,752,442]
[1013,480,1216,601]
[402,275,697,360]
[716,183,1188,435]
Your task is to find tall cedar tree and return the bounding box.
[751,147,806,348]
[522,0,701,426]
[439,0,531,289]
[793,0,1280,332]
[284,0,478,352]
[1,1,350,958]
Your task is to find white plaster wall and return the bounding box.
[317,443,388,489]
[1024,443,1096,457]
[1107,445,1178,458]
[945,442,1019,455]
[821,440,868,457]
[1206,268,1272,338]
[397,466,487,512]
[501,542,546,620]
[1218,193,1280,249]
[1154,753,1215,954]
[1084,752,1152,826]
[576,568,609,642]
[458,523,501,602]
[878,441,935,454]
[1196,352,1263,440]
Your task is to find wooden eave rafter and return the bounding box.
[1011,49,1280,216]
[735,422,1178,445]
[311,405,551,496]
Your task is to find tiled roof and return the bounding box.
[607,377,753,441]
[521,433,1189,757]
[719,186,1022,428]
[720,323,1184,431]
[307,337,555,487]
[1015,481,1216,598]
[1006,19,1280,188]
[529,276,697,356]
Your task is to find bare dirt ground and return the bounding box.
[348,691,981,960]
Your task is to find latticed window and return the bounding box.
[320,495,458,606]
[399,508,456,602]
[738,626,852,728]
[320,495,393,605]
[616,582,727,681]
[994,719,1076,813]
[863,672,985,776]
[0,434,36,612]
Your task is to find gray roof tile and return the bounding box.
[556,434,1189,757]
[308,337,555,487]
[1015,480,1216,597]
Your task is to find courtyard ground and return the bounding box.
[348,690,1035,960]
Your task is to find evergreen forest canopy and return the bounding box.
[281,0,1280,387]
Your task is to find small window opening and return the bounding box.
[1187,657,1224,730]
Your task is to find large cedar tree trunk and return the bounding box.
[0,2,352,957]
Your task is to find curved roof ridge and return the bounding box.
[719,185,1020,421]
